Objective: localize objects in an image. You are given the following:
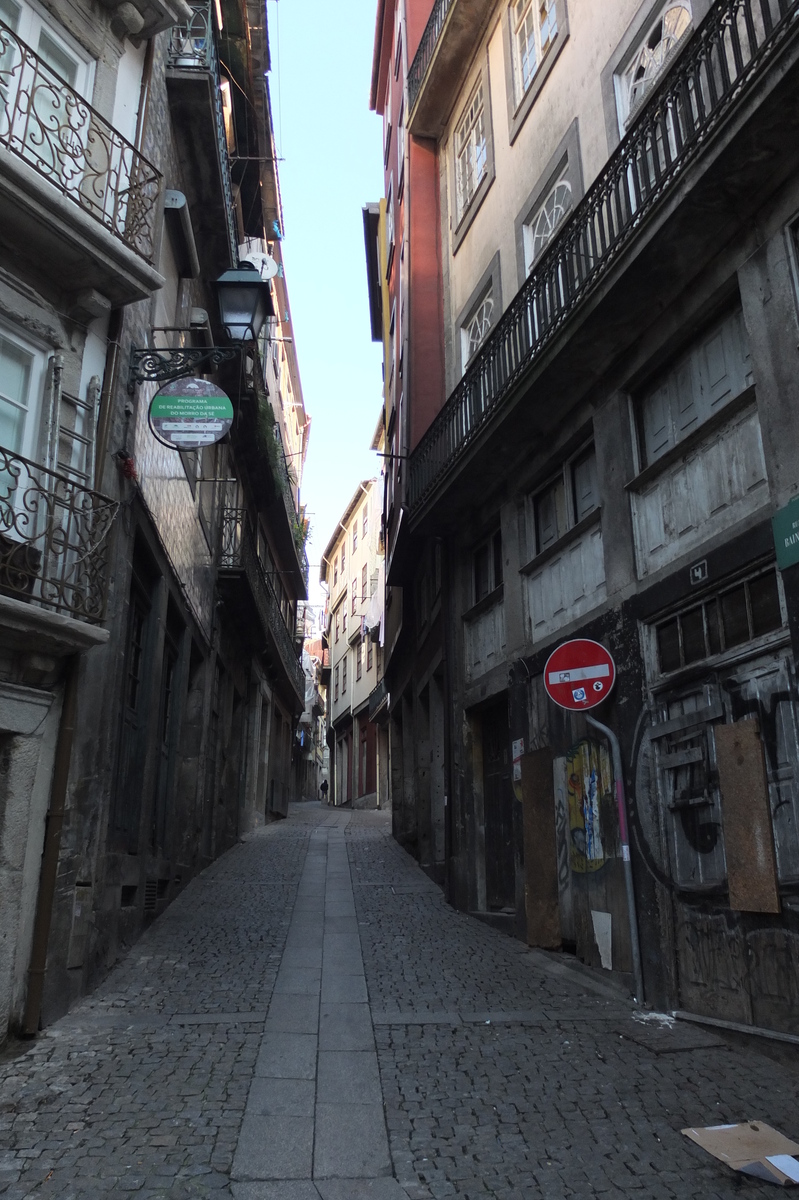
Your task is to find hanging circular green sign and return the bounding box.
[149,378,234,450]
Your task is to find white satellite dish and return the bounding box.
[241,251,279,281]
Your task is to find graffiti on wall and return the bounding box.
[565,740,613,873]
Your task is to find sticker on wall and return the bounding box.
[149,378,234,450]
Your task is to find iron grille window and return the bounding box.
[656,567,783,674]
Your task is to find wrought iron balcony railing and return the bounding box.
[408,0,454,113]
[220,508,306,701]
[166,1,238,266]
[0,446,118,623]
[0,19,161,262]
[272,422,310,588]
[408,0,799,514]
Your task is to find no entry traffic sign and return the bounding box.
[543,639,615,711]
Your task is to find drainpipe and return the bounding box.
[585,713,645,1007]
[22,654,81,1036]
[94,310,122,491]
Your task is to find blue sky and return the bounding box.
[268,0,385,605]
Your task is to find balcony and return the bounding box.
[0,446,117,625]
[407,0,496,137]
[225,351,309,599]
[408,0,799,525]
[0,20,163,304]
[219,508,306,709]
[165,0,237,275]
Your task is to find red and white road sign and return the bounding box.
[543,639,616,711]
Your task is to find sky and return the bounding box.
[267,0,385,607]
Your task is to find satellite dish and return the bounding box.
[241,251,279,281]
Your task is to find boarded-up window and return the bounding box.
[638,307,753,466]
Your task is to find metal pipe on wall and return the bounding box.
[586,712,645,1007]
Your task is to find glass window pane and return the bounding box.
[572,447,598,522]
[720,584,749,648]
[474,544,489,602]
[492,530,502,589]
[749,570,782,638]
[0,0,21,29]
[706,600,722,656]
[681,607,706,664]
[657,619,681,672]
[0,335,31,454]
[37,29,79,85]
[535,477,565,552]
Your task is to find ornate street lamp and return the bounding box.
[214,261,274,343]
[128,261,276,391]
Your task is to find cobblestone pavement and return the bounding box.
[0,803,797,1200]
[348,817,799,1200]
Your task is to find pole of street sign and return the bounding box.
[586,714,644,1007]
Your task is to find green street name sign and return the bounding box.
[149,378,234,450]
[772,495,799,570]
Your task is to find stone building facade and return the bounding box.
[321,475,386,809]
[371,0,799,1033]
[0,0,309,1042]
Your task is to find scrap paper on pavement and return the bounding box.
[682,1122,799,1186]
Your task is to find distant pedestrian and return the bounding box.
[320,779,329,804]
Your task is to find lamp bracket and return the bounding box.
[127,346,240,393]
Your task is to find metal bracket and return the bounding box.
[127,346,241,393]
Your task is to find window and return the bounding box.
[367,636,373,671]
[455,82,487,222]
[462,287,494,367]
[349,581,356,615]
[397,99,406,189]
[341,541,346,574]
[0,0,95,182]
[352,522,358,553]
[356,640,363,680]
[616,2,691,130]
[385,180,394,275]
[335,612,340,643]
[637,307,752,468]
[335,665,339,700]
[654,567,783,674]
[511,0,557,101]
[342,608,347,633]
[383,82,392,164]
[361,564,367,599]
[532,444,598,554]
[473,530,503,604]
[0,323,47,462]
[362,506,368,537]
[333,556,338,586]
[523,178,572,274]
[342,654,347,693]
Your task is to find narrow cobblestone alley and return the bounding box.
[0,803,797,1200]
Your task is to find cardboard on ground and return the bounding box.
[682,1122,799,1186]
